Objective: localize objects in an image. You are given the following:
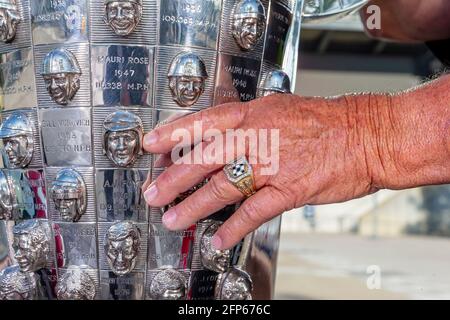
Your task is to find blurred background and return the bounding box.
[274,12,450,300]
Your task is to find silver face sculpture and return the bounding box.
[104,221,141,276]
[168,52,208,107]
[215,267,253,300]
[12,219,51,273]
[200,222,231,273]
[104,0,143,36]
[102,111,144,167]
[0,170,13,220]
[0,112,34,169]
[41,48,82,105]
[0,265,38,300]
[232,0,266,50]
[56,266,96,300]
[0,0,20,43]
[260,70,292,97]
[149,267,186,300]
[51,169,87,223]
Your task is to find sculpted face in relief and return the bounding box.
[104,221,141,276]
[102,111,144,167]
[41,48,82,105]
[0,170,13,220]
[200,222,232,273]
[104,0,143,36]
[0,265,38,300]
[51,168,87,222]
[149,267,186,300]
[232,0,266,50]
[56,266,96,300]
[0,112,34,169]
[12,219,52,273]
[168,52,208,107]
[0,0,21,43]
[215,267,253,300]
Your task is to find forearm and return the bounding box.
[361,0,450,42]
[351,74,450,191]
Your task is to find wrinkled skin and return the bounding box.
[142,74,450,250]
[141,1,450,250]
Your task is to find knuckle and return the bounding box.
[208,175,232,203]
[158,169,178,190]
[218,224,234,243]
[239,201,264,226]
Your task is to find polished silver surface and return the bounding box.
[219,0,268,57]
[103,221,142,276]
[302,0,368,24]
[0,0,21,44]
[148,266,187,300]
[0,170,13,220]
[263,1,292,66]
[96,169,148,222]
[102,110,144,167]
[231,0,266,51]
[148,223,195,269]
[0,48,37,110]
[1,109,42,168]
[200,221,231,273]
[104,0,143,36]
[214,53,261,105]
[0,0,312,300]
[0,0,31,52]
[40,107,92,166]
[31,0,89,45]
[46,167,95,223]
[91,45,153,107]
[168,52,208,108]
[159,0,222,49]
[0,111,33,168]
[93,107,152,168]
[12,219,52,272]
[259,69,291,96]
[50,168,87,222]
[55,265,96,300]
[0,264,38,300]
[41,47,81,105]
[155,46,216,110]
[99,269,144,300]
[34,43,90,107]
[215,266,253,300]
[54,222,97,269]
[90,0,157,45]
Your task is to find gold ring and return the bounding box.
[223,156,256,198]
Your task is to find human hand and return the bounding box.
[142,93,392,250]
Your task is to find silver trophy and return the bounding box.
[0,0,368,300]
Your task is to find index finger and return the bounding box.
[143,102,246,154]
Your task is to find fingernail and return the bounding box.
[144,131,158,146]
[211,235,222,250]
[162,209,177,228]
[144,183,158,204]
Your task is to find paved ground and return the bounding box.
[274,233,450,300]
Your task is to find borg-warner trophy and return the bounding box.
[0,0,367,300]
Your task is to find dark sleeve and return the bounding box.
[426,39,450,67]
